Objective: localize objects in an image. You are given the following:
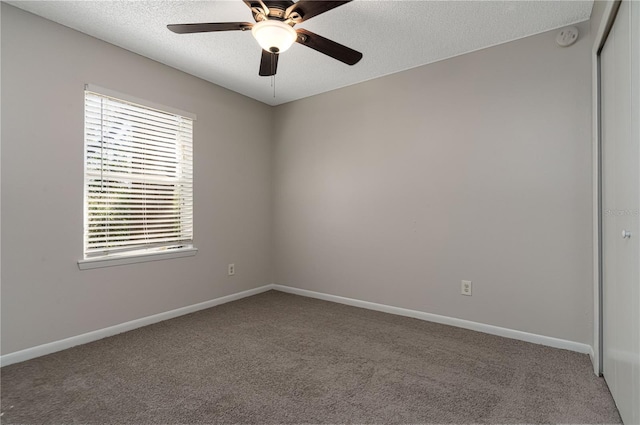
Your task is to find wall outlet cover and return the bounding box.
[461,280,472,296]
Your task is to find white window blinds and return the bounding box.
[84,88,194,258]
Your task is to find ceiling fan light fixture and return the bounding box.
[251,20,297,53]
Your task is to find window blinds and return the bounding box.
[84,90,194,258]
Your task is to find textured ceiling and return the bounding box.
[7,1,593,106]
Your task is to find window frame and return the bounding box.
[78,84,197,270]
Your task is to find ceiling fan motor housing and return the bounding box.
[252,1,289,22]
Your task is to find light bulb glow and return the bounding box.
[251,20,297,53]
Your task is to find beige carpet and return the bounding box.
[0,290,621,424]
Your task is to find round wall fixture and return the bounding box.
[556,26,579,47]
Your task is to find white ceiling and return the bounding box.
[7,0,593,106]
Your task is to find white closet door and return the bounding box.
[601,1,640,424]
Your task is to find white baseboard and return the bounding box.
[588,346,600,376]
[1,283,593,367]
[272,284,593,355]
[0,285,274,367]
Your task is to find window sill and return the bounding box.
[78,247,198,270]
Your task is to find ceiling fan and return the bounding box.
[167,0,363,77]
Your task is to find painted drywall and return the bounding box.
[1,2,597,357]
[273,22,594,345]
[1,4,273,355]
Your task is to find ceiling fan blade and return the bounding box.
[295,28,362,65]
[259,50,279,76]
[167,22,253,34]
[285,1,352,22]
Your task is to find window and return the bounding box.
[79,85,196,269]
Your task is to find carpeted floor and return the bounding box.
[1,290,621,424]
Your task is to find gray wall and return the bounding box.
[1,2,597,356]
[272,22,594,345]
[1,4,273,355]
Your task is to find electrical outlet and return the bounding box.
[228,263,235,276]
[461,280,472,296]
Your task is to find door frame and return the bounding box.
[592,0,622,376]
